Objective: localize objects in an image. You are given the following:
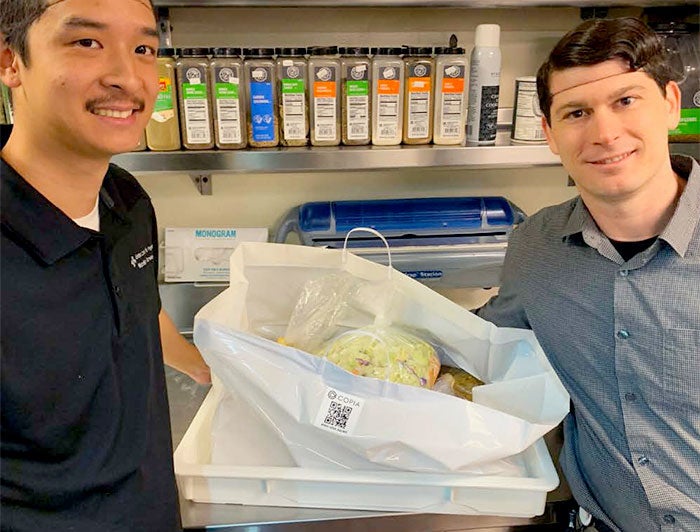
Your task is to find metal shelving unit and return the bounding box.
[111,133,561,175]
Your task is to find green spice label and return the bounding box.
[154,77,174,112]
[215,83,239,99]
[282,79,305,93]
[183,84,207,99]
[214,66,240,100]
[182,66,207,99]
[346,80,368,96]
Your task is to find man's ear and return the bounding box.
[0,39,22,89]
[664,80,681,131]
[542,116,559,155]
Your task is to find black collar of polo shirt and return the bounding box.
[0,158,115,266]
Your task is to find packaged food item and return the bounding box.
[308,46,341,146]
[652,22,700,143]
[315,326,441,389]
[434,366,484,401]
[176,47,214,150]
[433,46,467,145]
[276,47,309,146]
[210,47,246,150]
[510,76,546,144]
[466,24,502,145]
[146,47,181,151]
[372,47,405,145]
[244,48,279,148]
[403,46,434,145]
[340,47,371,145]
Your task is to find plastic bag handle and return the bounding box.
[342,227,393,278]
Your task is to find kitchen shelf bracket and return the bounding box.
[189,174,213,195]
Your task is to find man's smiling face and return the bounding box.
[11,0,159,159]
[543,58,681,204]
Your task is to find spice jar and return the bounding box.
[146,47,180,151]
[276,47,309,146]
[433,46,467,145]
[209,47,246,149]
[340,47,371,146]
[371,47,404,146]
[244,48,279,148]
[176,47,214,150]
[308,46,341,146]
[403,46,434,145]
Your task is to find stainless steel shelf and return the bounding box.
[112,135,561,175]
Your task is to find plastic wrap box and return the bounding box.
[174,386,559,517]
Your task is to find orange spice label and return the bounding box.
[314,81,337,98]
[408,77,431,92]
[377,79,400,95]
[441,77,464,93]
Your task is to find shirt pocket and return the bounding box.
[662,328,700,414]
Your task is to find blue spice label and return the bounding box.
[248,67,275,142]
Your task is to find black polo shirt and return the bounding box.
[0,159,180,531]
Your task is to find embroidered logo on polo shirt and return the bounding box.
[130,244,154,269]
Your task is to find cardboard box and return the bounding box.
[164,227,268,282]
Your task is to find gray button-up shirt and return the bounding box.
[476,155,700,532]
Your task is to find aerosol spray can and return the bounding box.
[466,24,501,145]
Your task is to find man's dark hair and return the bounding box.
[0,0,156,67]
[536,17,679,125]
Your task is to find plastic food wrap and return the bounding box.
[316,326,440,388]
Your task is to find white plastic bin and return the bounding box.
[174,385,559,517]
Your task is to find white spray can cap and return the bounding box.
[475,24,500,47]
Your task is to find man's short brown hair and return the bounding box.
[0,0,157,67]
[536,17,680,125]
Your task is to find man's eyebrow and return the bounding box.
[553,84,647,116]
[62,17,107,31]
[60,17,159,38]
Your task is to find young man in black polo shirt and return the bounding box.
[0,1,210,530]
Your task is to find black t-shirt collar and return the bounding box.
[0,158,127,265]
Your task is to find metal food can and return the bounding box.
[511,76,546,144]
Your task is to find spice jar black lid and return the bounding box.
[179,47,211,57]
[372,47,404,56]
[275,47,307,57]
[308,45,338,56]
[157,47,176,57]
[212,47,242,57]
[434,46,465,55]
[339,46,371,56]
[405,46,433,56]
[243,47,276,57]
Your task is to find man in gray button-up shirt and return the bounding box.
[476,18,699,532]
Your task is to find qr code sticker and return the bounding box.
[324,401,352,430]
[315,388,364,435]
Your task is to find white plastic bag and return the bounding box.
[194,241,569,473]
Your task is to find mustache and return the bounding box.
[86,95,146,112]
